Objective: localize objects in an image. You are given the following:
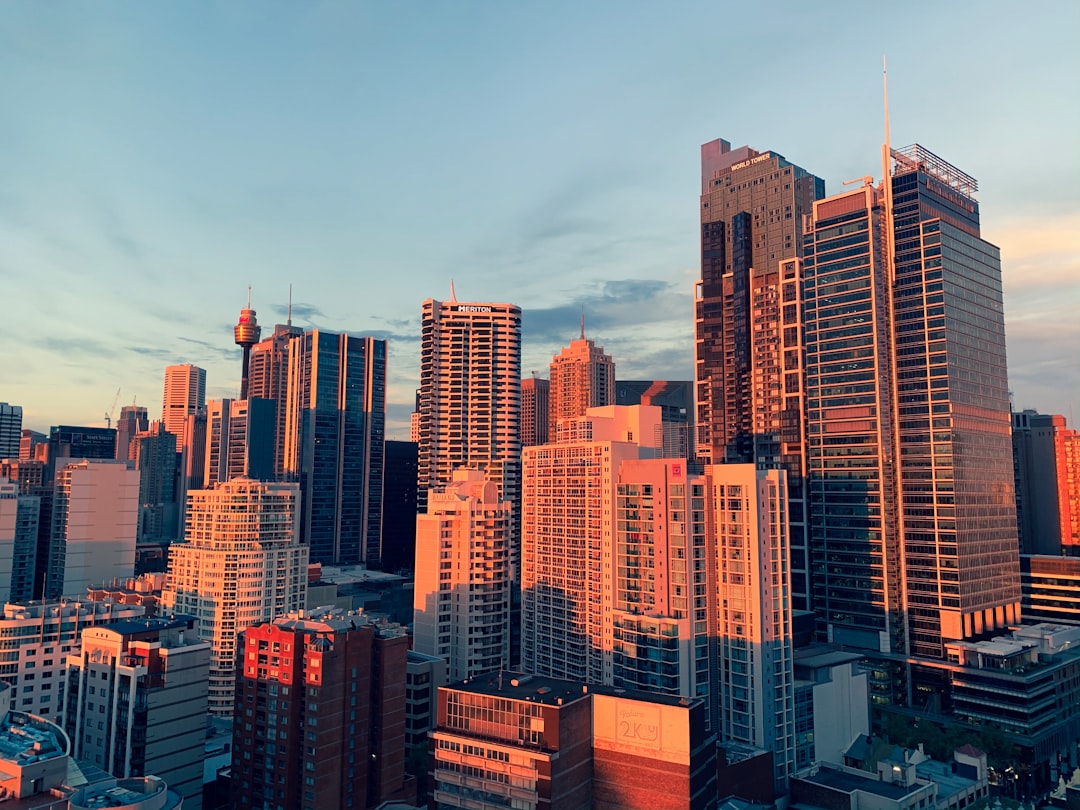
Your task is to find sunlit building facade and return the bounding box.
[520,375,550,448]
[695,138,823,613]
[163,479,308,715]
[803,147,1020,704]
[548,332,615,430]
[161,364,206,441]
[417,298,521,572]
[414,468,511,681]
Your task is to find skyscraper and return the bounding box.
[522,405,663,684]
[162,364,206,440]
[0,403,22,459]
[1012,410,1076,555]
[284,329,386,565]
[803,146,1020,698]
[132,420,179,542]
[234,295,261,400]
[414,467,511,680]
[520,375,550,447]
[0,478,39,603]
[249,321,303,479]
[381,439,418,574]
[417,297,521,568]
[695,138,824,613]
[163,479,308,715]
[47,459,138,599]
[548,328,615,431]
[204,397,275,486]
[114,404,149,462]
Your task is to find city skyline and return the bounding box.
[3,3,1078,437]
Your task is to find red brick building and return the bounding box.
[232,609,415,810]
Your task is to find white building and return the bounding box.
[0,600,146,723]
[48,460,138,599]
[64,616,210,808]
[522,405,662,684]
[414,468,511,681]
[162,364,206,441]
[163,478,308,716]
[417,297,521,575]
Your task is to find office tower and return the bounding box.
[234,295,261,400]
[45,425,118,465]
[520,375,550,447]
[522,405,663,684]
[284,330,386,566]
[204,397,275,486]
[1013,410,1076,555]
[1067,430,1080,553]
[46,459,138,600]
[132,421,179,542]
[18,429,45,460]
[616,380,695,459]
[1020,555,1080,626]
[163,479,308,715]
[381,439,418,574]
[162,364,206,439]
[0,599,145,721]
[803,147,1020,693]
[414,468,511,680]
[548,327,615,430]
[63,616,210,808]
[417,298,521,544]
[232,610,415,810]
[248,321,303,479]
[0,404,21,459]
[179,407,207,494]
[0,478,39,603]
[695,138,824,615]
[114,404,149,462]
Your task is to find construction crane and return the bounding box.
[104,388,121,429]
[843,175,875,188]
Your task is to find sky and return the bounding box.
[2,1,1078,439]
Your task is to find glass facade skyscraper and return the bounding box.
[804,146,1020,702]
[284,330,386,566]
[695,137,824,613]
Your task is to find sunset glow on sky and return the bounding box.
[2,2,1077,436]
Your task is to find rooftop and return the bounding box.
[0,712,67,766]
[795,764,927,800]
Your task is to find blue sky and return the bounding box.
[3,1,1078,437]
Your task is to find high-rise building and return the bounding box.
[381,439,418,574]
[18,428,46,461]
[522,405,663,684]
[132,421,179,542]
[249,321,303,479]
[162,364,206,441]
[520,375,550,448]
[1013,410,1077,555]
[114,404,149,462]
[548,328,615,431]
[231,609,415,810]
[0,599,146,722]
[0,478,39,603]
[44,425,118,466]
[47,459,138,600]
[417,299,521,549]
[204,398,275,487]
[0,404,22,459]
[615,380,695,459]
[284,330,386,566]
[63,616,210,808]
[695,138,824,614]
[163,479,308,715]
[414,468,511,681]
[802,146,1020,698]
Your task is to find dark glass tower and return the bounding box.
[803,146,1020,702]
[695,138,824,612]
[284,330,386,566]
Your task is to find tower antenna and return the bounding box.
[449,279,457,303]
[287,284,293,326]
[580,306,585,340]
